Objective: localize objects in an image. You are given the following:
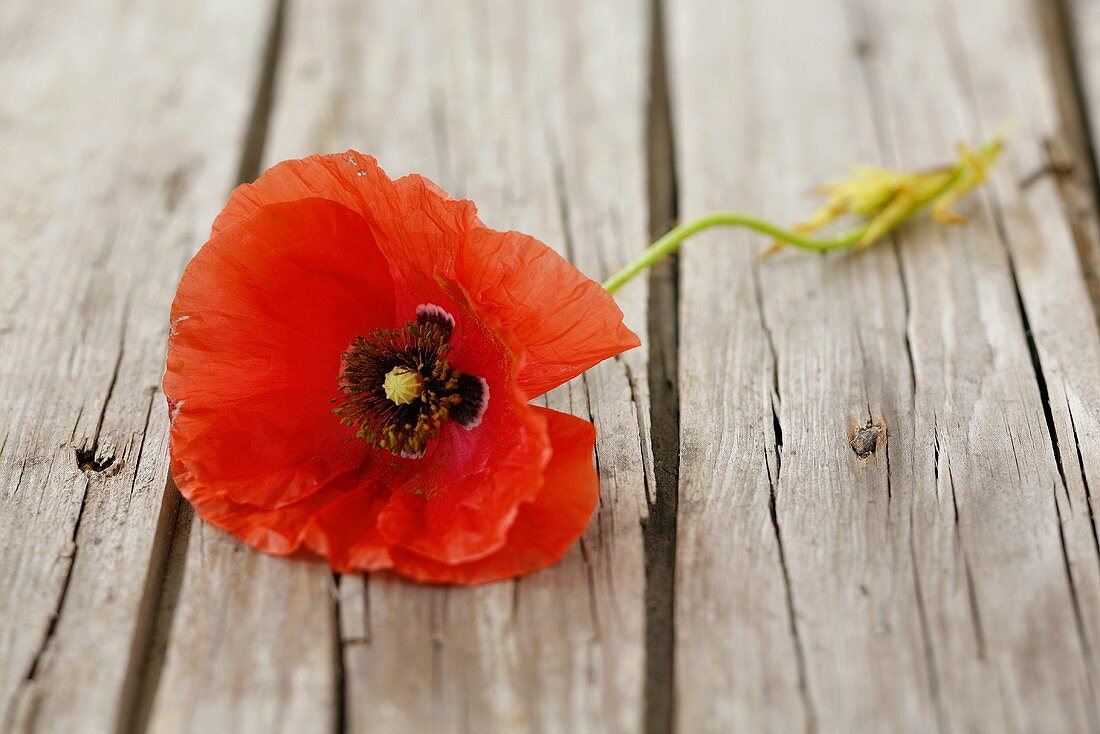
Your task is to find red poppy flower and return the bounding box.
[164,152,639,584]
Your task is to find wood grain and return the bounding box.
[667,0,1100,730]
[0,0,274,731]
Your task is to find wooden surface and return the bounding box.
[3,0,1100,732]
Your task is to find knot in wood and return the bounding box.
[850,421,886,459]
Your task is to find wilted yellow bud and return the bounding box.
[765,137,1003,256]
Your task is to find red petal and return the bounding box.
[374,377,550,564]
[179,459,394,572]
[176,407,597,584]
[388,407,599,584]
[175,458,342,556]
[458,224,640,396]
[165,199,396,510]
[213,153,639,398]
[300,481,393,571]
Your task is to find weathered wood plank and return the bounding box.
[148,1,654,732]
[865,0,1100,724]
[927,0,1100,721]
[668,0,1100,730]
[0,1,274,731]
[147,529,340,733]
[668,3,922,729]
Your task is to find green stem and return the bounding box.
[601,212,867,293]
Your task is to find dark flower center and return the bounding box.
[334,304,488,458]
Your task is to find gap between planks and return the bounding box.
[641,0,681,732]
[115,1,290,730]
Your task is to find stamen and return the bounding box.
[334,305,490,458]
[451,375,489,429]
[416,303,455,341]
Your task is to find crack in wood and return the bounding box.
[115,485,188,734]
[749,257,781,414]
[939,441,988,659]
[884,428,895,513]
[642,0,680,730]
[125,388,159,506]
[976,173,1100,722]
[331,572,347,734]
[891,240,920,401]
[235,0,287,188]
[547,129,578,267]
[961,555,987,661]
[907,504,948,734]
[751,276,815,729]
[1001,231,1070,493]
[10,459,29,500]
[614,355,656,507]
[23,476,90,685]
[748,240,816,729]
[579,372,602,481]
[766,474,816,734]
[579,537,604,640]
[74,297,131,474]
[1066,397,1100,576]
[1051,478,1100,725]
[20,291,134,697]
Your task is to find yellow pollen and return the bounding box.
[383,366,424,405]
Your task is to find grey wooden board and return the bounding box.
[0,0,276,731]
[145,1,654,733]
[668,0,1100,730]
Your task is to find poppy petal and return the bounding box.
[458,224,641,396]
[387,407,599,584]
[179,460,394,572]
[175,459,343,557]
[185,406,595,584]
[186,377,553,572]
[386,172,640,396]
[300,481,394,571]
[212,153,640,399]
[375,378,552,564]
[166,198,396,510]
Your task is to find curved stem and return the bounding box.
[601,212,866,293]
